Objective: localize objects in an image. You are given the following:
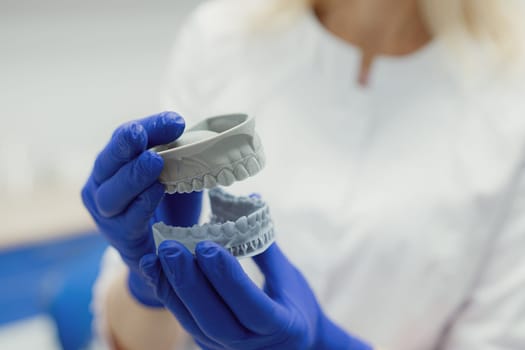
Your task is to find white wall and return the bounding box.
[0,0,202,244]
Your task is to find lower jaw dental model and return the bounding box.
[153,189,274,258]
[152,113,275,258]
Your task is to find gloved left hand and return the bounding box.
[139,241,373,350]
[81,112,202,307]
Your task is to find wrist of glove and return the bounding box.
[140,241,373,350]
[128,269,163,307]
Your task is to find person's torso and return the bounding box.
[169,3,525,348]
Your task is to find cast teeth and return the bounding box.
[163,152,265,194]
[235,216,249,233]
[209,224,222,237]
[217,169,236,186]
[233,164,250,180]
[245,158,261,176]
[204,174,217,188]
[192,178,204,191]
[222,222,236,238]
[153,188,275,259]
[161,226,191,240]
[176,182,192,193]
[247,213,257,226]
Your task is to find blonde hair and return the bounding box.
[420,0,524,63]
[253,0,524,67]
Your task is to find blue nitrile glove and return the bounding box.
[139,241,373,350]
[81,111,202,307]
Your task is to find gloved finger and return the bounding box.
[139,111,185,148]
[140,254,219,347]
[93,111,185,185]
[81,176,100,218]
[154,191,203,226]
[92,122,147,185]
[123,181,165,233]
[158,241,248,342]
[195,241,288,335]
[95,151,163,217]
[252,243,296,297]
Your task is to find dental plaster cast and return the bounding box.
[152,113,273,257]
[153,113,265,194]
[153,188,275,258]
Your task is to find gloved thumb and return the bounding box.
[139,254,161,286]
[252,243,295,292]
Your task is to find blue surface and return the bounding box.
[0,232,107,326]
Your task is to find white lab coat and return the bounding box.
[93,1,525,349]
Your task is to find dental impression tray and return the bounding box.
[153,113,265,194]
[153,188,275,258]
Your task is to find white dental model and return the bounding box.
[153,188,275,258]
[153,113,265,194]
[152,113,274,258]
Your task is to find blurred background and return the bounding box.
[0,0,201,348]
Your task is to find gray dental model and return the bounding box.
[153,188,275,258]
[152,114,274,258]
[153,113,265,194]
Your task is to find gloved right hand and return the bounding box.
[81,111,202,307]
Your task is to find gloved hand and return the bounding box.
[140,240,373,350]
[81,111,202,307]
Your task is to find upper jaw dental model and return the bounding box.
[153,113,265,194]
[152,113,275,258]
